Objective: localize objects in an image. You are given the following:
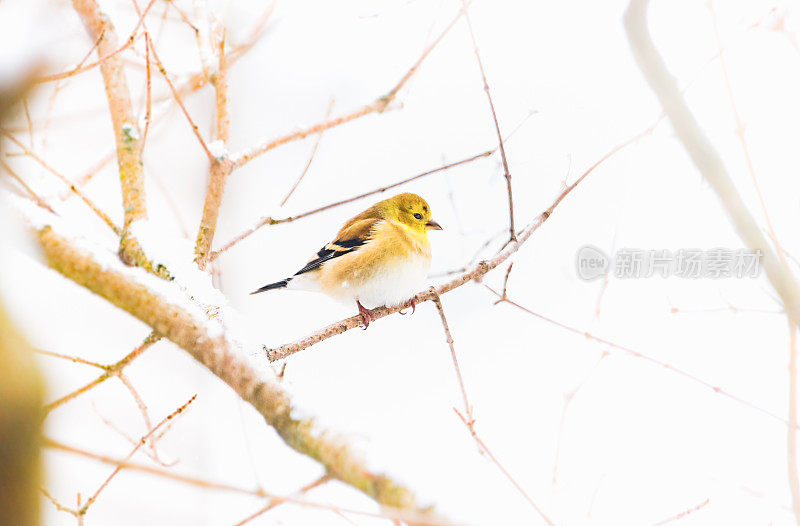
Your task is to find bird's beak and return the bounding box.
[425,220,443,231]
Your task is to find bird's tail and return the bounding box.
[250,277,292,295]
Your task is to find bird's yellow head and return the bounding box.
[379,193,443,234]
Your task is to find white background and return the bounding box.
[2,0,800,524]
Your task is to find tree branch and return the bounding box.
[210,149,493,261]
[36,225,427,512]
[195,22,234,269]
[229,3,468,169]
[623,0,800,326]
[266,122,656,361]
[71,0,150,267]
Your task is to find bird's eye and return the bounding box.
[413,213,423,220]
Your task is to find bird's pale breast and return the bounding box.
[318,220,431,308]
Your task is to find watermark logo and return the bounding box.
[576,245,610,281]
[575,247,762,281]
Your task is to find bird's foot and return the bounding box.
[357,300,375,329]
[398,295,417,315]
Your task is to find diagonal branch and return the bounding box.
[624,0,800,326]
[266,121,658,361]
[45,439,448,525]
[0,158,56,214]
[35,225,428,512]
[210,149,493,261]
[229,3,469,169]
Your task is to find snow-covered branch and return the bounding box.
[35,222,431,514]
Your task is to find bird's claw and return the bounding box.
[356,300,375,329]
[398,296,417,316]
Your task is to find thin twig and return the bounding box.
[210,149,493,261]
[651,498,710,526]
[624,0,800,326]
[454,408,556,526]
[459,0,515,241]
[552,354,607,491]
[3,131,120,234]
[232,476,330,526]
[230,2,470,169]
[0,158,57,214]
[37,229,426,511]
[430,289,473,423]
[78,395,197,515]
[280,97,335,206]
[708,1,780,246]
[58,151,115,201]
[265,120,659,361]
[116,372,161,462]
[44,332,161,414]
[45,439,450,525]
[140,26,153,152]
[485,285,800,430]
[147,33,215,162]
[34,348,106,369]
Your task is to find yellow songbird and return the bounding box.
[251,193,443,328]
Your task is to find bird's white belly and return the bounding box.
[338,255,430,309]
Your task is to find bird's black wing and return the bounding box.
[292,237,365,276]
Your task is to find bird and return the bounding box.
[251,192,443,328]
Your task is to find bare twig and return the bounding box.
[280,97,335,206]
[3,131,120,234]
[230,2,469,169]
[708,1,779,244]
[194,22,234,268]
[430,288,555,524]
[147,33,214,162]
[115,372,161,462]
[552,354,607,490]
[454,409,556,526]
[44,332,161,414]
[492,263,513,304]
[34,348,105,369]
[210,149,493,261]
[266,121,658,361]
[71,0,151,268]
[39,0,158,84]
[232,475,330,526]
[58,152,115,200]
[140,27,153,152]
[45,440,450,525]
[624,0,800,327]
[37,227,427,511]
[430,289,473,424]
[485,286,799,430]
[652,498,710,526]
[0,158,56,214]
[79,395,196,516]
[459,0,515,241]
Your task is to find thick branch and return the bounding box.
[71,0,148,266]
[195,25,233,269]
[37,226,426,512]
[624,0,800,325]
